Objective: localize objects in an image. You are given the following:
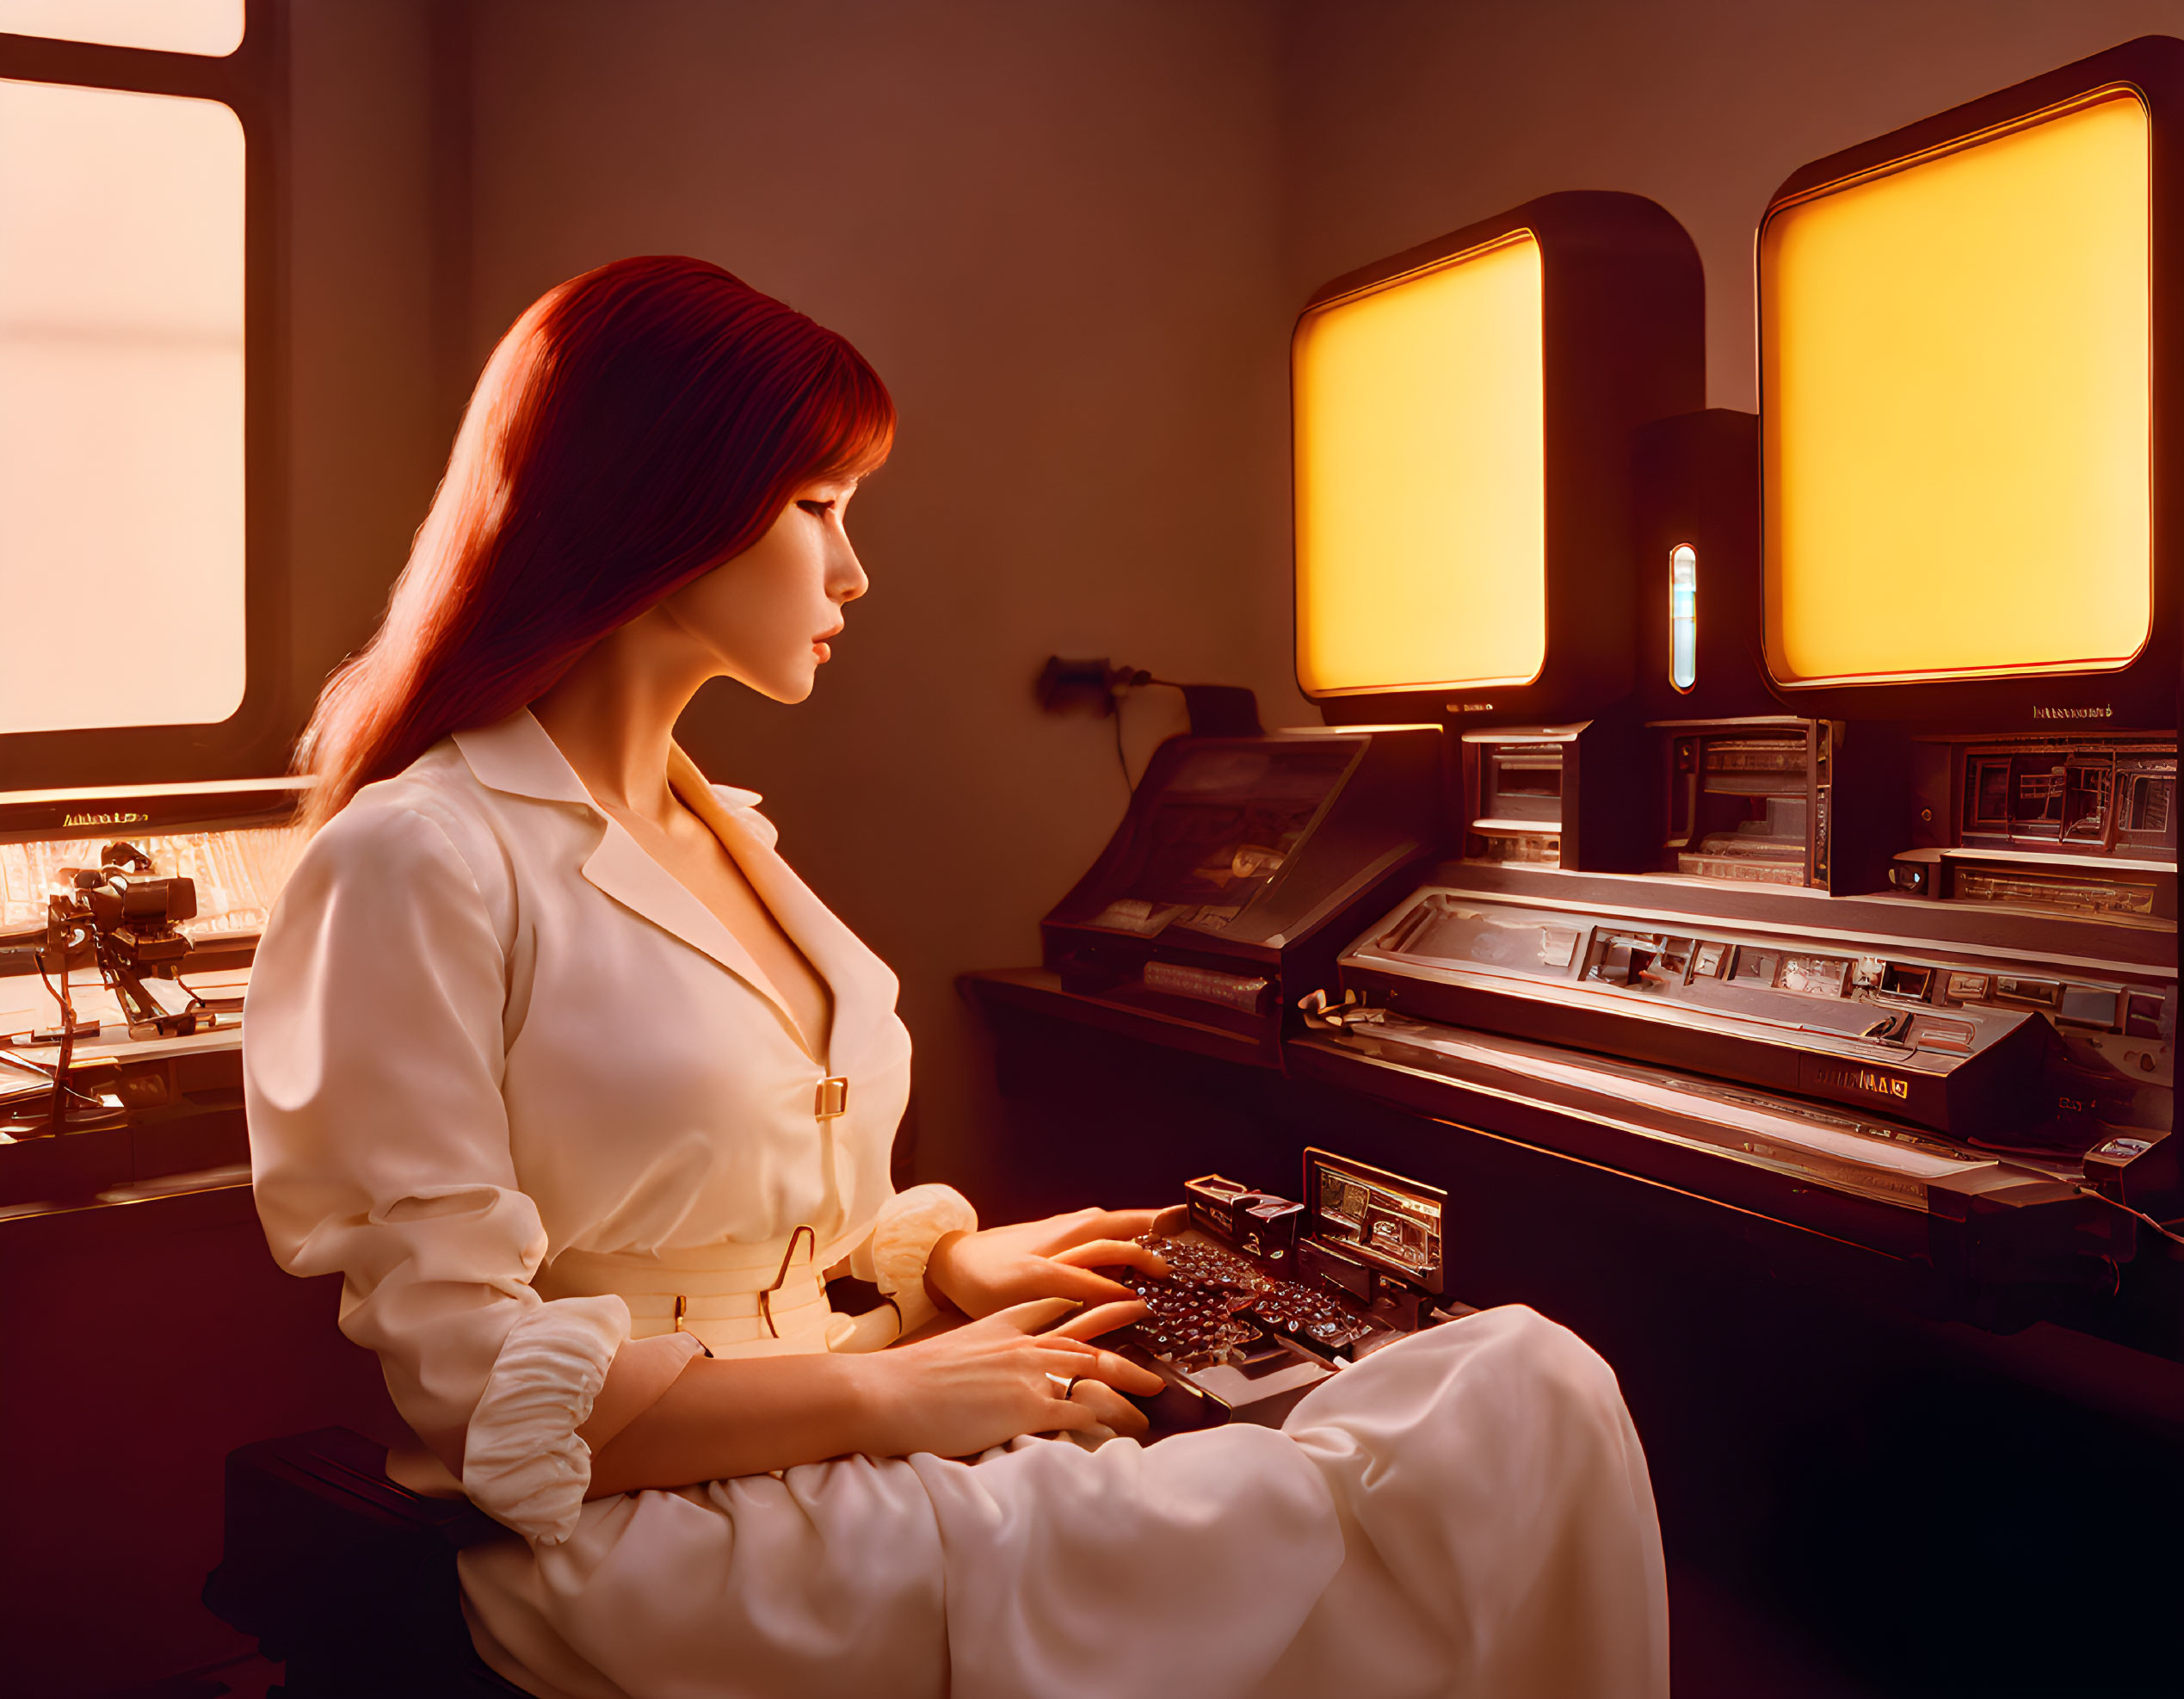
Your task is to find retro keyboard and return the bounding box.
[1098,1152,1470,1434]
[1115,1233,1377,1367]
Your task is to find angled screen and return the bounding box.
[1761,91,2151,688]
[1294,231,1546,697]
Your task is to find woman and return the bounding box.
[245,256,1668,1699]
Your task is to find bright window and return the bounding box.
[0,0,243,58]
[1294,232,1547,697]
[1761,92,2151,687]
[0,77,246,733]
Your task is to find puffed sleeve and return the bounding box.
[244,795,627,1545]
[811,1184,978,1352]
[850,1183,979,1299]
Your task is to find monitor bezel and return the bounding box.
[1293,190,1705,731]
[1755,34,2184,732]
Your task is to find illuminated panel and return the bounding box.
[1295,232,1545,696]
[1762,92,2150,686]
[0,1,244,57]
[0,80,246,733]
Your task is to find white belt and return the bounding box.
[538,1228,912,1359]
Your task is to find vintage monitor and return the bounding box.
[1040,726,1442,1066]
[1757,37,2184,924]
[1293,190,1705,872]
[1759,38,2180,731]
[1295,47,2183,1307]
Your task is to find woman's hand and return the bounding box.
[587,1296,1164,1494]
[924,1204,1189,1319]
[861,1297,1167,1456]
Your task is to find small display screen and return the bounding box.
[1089,744,1350,918]
[2058,985,2119,1029]
[1304,1148,1446,1296]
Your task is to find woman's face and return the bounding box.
[659,475,870,703]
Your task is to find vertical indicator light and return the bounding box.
[1669,545,1697,692]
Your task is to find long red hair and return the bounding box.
[297,256,895,827]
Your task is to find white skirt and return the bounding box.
[460,1305,1669,1699]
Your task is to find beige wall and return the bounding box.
[1279,0,2184,411]
[287,0,443,715]
[466,0,1305,1200]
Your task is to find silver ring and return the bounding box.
[1044,1372,1082,1400]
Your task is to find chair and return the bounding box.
[202,1427,527,1697]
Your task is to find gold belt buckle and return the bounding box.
[814,1076,849,1119]
[760,1223,817,1339]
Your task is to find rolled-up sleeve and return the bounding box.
[839,1183,978,1339]
[850,1183,979,1298]
[244,798,626,1544]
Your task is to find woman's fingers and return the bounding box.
[1022,1260,1144,1306]
[1150,1202,1189,1237]
[986,1295,1089,1335]
[1033,1205,1170,1253]
[1018,1337,1161,1398]
[1051,1239,1169,1277]
[1091,1206,1170,1242]
[1084,1344,1164,1397]
[1012,1331,1161,1388]
[1042,1297,1151,1344]
[1062,1378,1151,1437]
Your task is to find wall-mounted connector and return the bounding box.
[1035,656,1261,737]
[1034,656,1144,719]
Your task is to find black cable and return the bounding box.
[1112,687,1134,796]
[2076,1183,2184,1249]
[0,1049,102,1109]
[34,948,81,1129]
[1108,672,1191,797]
[1978,1140,2184,1251]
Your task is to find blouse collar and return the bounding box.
[448,707,871,1070]
[449,708,763,814]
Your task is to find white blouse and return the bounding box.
[245,708,1670,1699]
[244,709,972,1543]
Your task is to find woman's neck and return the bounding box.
[530,609,713,827]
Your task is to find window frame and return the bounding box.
[0,0,288,790]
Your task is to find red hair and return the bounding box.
[297,256,895,827]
